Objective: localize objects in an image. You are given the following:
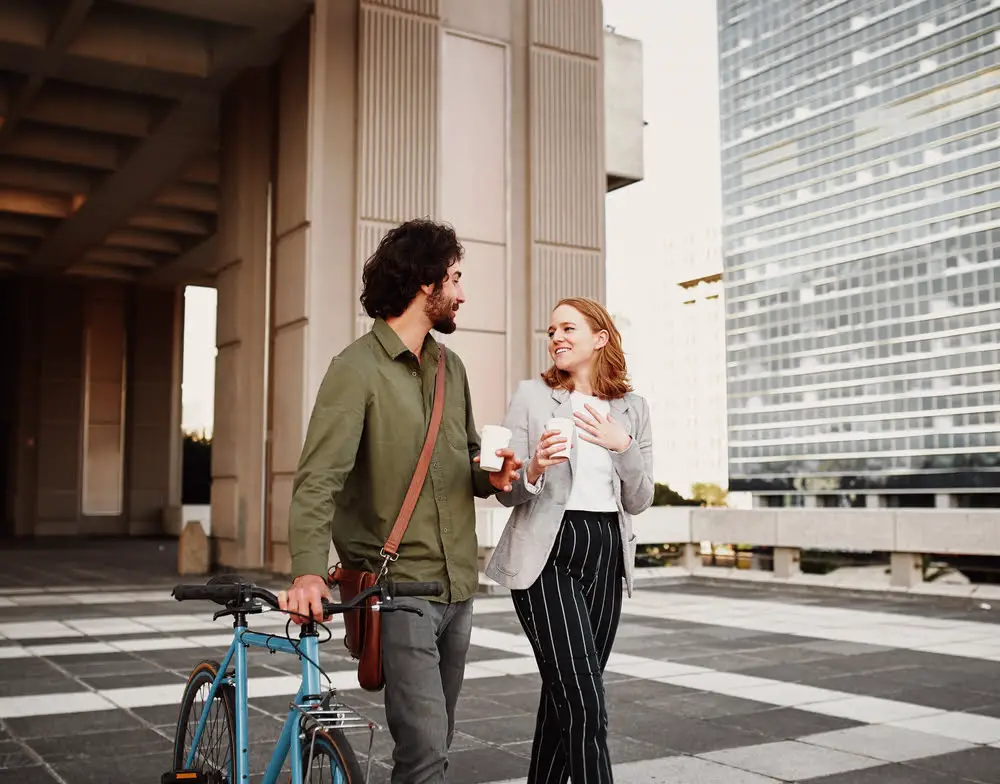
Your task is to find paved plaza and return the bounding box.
[1,541,1000,782]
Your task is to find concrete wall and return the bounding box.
[1,277,182,538]
[210,0,609,571]
[604,30,644,190]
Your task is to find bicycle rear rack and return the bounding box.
[291,690,382,783]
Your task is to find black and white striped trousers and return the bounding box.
[511,510,623,784]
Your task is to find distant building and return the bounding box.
[620,229,748,506]
[717,0,1000,508]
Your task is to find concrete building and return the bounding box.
[0,1,643,572]
[718,0,1000,509]
[635,230,733,500]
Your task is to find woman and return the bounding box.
[485,296,654,784]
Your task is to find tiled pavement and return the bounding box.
[2,545,1000,781]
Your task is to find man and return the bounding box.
[280,219,521,783]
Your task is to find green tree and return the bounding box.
[691,481,728,507]
[652,483,702,507]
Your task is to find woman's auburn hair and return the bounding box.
[540,296,633,400]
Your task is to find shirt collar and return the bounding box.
[372,317,440,362]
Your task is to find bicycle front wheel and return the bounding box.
[301,729,365,783]
[173,659,236,783]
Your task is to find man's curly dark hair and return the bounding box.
[359,219,464,319]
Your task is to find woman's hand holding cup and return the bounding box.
[526,428,570,485]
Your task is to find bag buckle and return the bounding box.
[377,549,398,581]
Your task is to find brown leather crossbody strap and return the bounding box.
[382,345,447,557]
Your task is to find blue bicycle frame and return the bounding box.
[183,624,326,784]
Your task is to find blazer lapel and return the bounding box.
[551,387,577,476]
[610,396,632,435]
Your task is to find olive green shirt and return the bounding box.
[288,318,497,603]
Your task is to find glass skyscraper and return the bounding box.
[718,0,1000,504]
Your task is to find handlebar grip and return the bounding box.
[392,581,444,598]
[172,583,243,603]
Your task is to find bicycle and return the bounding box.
[161,575,442,784]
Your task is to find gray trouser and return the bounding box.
[380,596,474,784]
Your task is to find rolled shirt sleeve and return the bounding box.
[288,358,368,579]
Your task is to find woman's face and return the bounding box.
[547,304,607,375]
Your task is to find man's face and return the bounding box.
[425,259,465,334]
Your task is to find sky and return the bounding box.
[181,1,722,440]
[603,0,722,292]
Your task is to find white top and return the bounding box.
[564,392,618,512]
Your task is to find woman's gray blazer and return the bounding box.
[483,378,655,597]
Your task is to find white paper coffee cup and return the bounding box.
[545,417,574,460]
[479,425,512,472]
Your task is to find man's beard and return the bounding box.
[425,287,458,334]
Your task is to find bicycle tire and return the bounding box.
[172,659,237,782]
[300,728,366,783]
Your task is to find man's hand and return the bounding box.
[483,449,522,493]
[278,574,332,624]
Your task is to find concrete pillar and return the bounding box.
[773,547,800,579]
[525,0,606,376]
[12,279,41,536]
[681,542,701,572]
[211,69,274,569]
[267,8,359,573]
[802,495,818,508]
[935,493,959,509]
[865,494,886,509]
[891,552,923,588]
[32,282,85,536]
[126,286,183,535]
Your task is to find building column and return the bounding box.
[126,286,183,535]
[527,0,606,373]
[935,493,959,509]
[211,69,275,569]
[267,7,359,573]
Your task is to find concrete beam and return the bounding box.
[0,0,94,148]
[68,4,211,78]
[140,234,218,287]
[0,214,50,238]
[26,83,158,138]
[128,207,213,236]
[0,157,93,195]
[0,236,33,255]
[116,0,311,27]
[0,0,50,49]
[26,6,308,272]
[0,187,76,218]
[180,155,220,185]
[82,247,158,269]
[46,57,200,100]
[7,126,122,170]
[105,228,183,255]
[154,182,218,213]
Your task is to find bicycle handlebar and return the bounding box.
[171,579,444,616]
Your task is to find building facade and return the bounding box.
[718,0,1000,507]
[645,231,733,501]
[0,1,643,572]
